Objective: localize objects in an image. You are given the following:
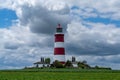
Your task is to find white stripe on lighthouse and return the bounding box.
[55,33,63,34]
[55,42,64,48]
[54,55,65,62]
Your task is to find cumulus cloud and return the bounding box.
[12,0,70,34]
[68,0,120,20]
[66,21,120,56]
[0,25,53,69]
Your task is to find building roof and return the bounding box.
[33,61,50,64]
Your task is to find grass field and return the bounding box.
[0,69,120,80]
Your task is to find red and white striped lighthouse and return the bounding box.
[54,24,65,64]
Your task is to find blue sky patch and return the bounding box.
[0,9,18,28]
[71,6,79,10]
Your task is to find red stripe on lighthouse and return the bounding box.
[55,34,64,42]
[54,48,65,55]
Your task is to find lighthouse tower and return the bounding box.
[54,24,65,64]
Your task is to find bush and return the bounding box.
[64,60,73,68]
[52,60,64,68]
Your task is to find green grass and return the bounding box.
[0,69,120,80]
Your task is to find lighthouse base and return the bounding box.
[54,55,65,64]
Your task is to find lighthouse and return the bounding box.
[54,24,65,64]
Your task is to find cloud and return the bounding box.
[2,0,120,22]
[66,21,120,56]
[10,0,70,35]
[68,0,120,20]
[0,25,54,69]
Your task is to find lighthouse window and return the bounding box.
[57,28,62,32]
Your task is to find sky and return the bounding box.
[0,0,120,70]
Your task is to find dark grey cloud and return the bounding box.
[66,40,120,56]
[19,4,70,34]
